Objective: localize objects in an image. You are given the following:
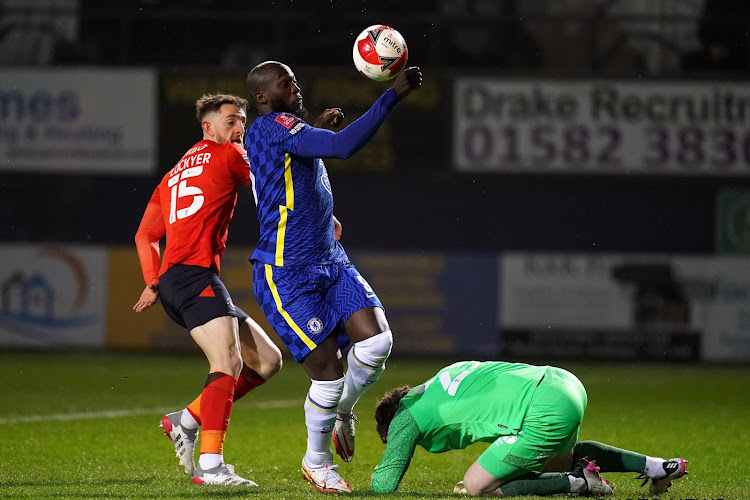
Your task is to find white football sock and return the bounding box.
[338,331,393,414]
[303,377,344,468]
[568,475,586,493]
[198,452,222,470]
[180,408,200,430]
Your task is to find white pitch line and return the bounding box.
[0,399,300,425]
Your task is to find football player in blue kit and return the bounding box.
[244,60,422,493]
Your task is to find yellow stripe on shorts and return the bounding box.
[264,264,316,350]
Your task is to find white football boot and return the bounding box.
[638,458,688,495]
[159,411,198,475]
[301,460,352,493]
[573,458,614,496]
[333,412,359,463]
[192,462,258,486]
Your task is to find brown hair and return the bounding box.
[374,385,412,443]
[194,93,248,122]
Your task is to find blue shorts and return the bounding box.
[252,261,383,362]
[159,264,247,331]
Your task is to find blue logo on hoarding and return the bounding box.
[0,248,96,338]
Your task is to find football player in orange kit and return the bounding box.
[133,94,282,487]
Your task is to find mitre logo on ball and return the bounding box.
[353,25,408,82]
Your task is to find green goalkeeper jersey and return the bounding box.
[371,361,549,493]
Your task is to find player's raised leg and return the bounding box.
[335,306,392,463]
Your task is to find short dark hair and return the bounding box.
[194,93,248,122]
[245,60,285,94]
[374,385,412,444]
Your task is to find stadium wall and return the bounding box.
[2,243,749,362]
[2,69,750,361]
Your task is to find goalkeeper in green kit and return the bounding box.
[372,361,687,496]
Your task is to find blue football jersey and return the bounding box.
[245,112,348,266]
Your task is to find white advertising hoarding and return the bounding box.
[455,79,750,175]
[500,253,750,361]
[0,245,108,348]
[500,254,633,329]
[0,69,156,174]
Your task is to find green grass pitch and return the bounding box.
[1,352,747,499]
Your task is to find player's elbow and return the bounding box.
[134,232,147,247]
[329,145,357,160]
[328,135,361,159]
[135,227,161,247]
[134,231,155,248]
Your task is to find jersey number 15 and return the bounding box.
[168,166,204,224]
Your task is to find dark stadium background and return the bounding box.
[1,0,748,361]
[3,1,737,252]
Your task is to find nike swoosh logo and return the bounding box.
[336,430,354,456]
[366,294,375,298]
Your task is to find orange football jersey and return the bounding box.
[135,140,251,284]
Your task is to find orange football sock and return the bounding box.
[233,365,267,401]
[186,364,266,423]
[186,396,201,425]
[198,372,237,457]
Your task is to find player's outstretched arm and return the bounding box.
[295,89,399,159]
[371,410,421,493]
[292,68,421,160]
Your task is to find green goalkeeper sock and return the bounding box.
[573,440,647,473]
[500,476,571,497]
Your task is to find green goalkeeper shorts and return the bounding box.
[477,366,588,480]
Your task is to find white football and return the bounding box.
[352,25,408,82]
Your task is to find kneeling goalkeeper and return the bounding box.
[372,360,687,496]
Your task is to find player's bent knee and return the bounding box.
[463,461,504,496]
[209,349,242,378]
[219,348,243,378]
[543,450,575,473]
[229,354,243,378]
[239,317,283,379]
[463,478,500,496]
[353,330,393,367]
[260,346,283,380]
